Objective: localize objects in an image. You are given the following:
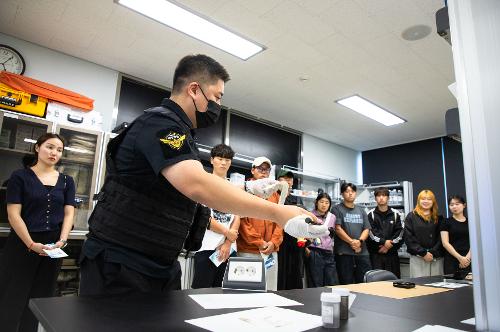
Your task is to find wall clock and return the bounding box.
[0,44,26,75]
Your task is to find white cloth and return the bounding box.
[245,178,285,199]
[237,252,278,291]
[409,255,444,278]
[198,209,236,252]
[284,214,329,239]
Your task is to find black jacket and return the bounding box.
[404,211,443,257]
[367,208,404,255]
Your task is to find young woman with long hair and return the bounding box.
[404,190,444,277]
[441,195,471,275]
[0,133,76,332]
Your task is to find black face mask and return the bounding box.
[192,85,221,128]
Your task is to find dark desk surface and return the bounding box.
[30,277,475,332]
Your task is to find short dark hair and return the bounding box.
[340,182,357,193]
[210,144,234,159]
[448,194,466,205]
[315,192,332,211]
[374,187,389,197]
[172,54,230,94]
[33,133,65,165]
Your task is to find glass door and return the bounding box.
[55,124,102,232]
[0,110,53,230]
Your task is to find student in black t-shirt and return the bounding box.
[440,195,471,275]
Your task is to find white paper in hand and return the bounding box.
[43,247,68,258]
[209,247,236,267]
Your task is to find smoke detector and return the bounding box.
[401,24,432,41]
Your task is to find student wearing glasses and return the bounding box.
[237,157,283,291]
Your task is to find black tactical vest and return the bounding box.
[89,107,199,264]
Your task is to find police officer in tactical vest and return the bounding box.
[79,54,329,296]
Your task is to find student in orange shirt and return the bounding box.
[237,157,283,291]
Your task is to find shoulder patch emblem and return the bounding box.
[159,131,186,150]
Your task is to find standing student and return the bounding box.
[78,54,328,297]
[332,183,372,284]
[305,193,338,287]
[404,190,443,277]
[367,187,404,278]
[237,157,283,291]
[191,144,240,288]
[277,170,305,290]
[0,133,76,332]
[441,195,471,275]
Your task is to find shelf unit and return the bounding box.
[280,165,342,210]
[355,181,414,259]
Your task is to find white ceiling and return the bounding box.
[0,0,457,151]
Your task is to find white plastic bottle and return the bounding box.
[321,292,341,329]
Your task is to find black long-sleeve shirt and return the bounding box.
[367,207,404,255]
[404,211,443,257]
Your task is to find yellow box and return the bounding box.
[0,83,47,117]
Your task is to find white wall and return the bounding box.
[0,33,119,131]
[302,134,362,183]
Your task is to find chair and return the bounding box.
[363,269,398,283]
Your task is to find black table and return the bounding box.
[29,277,475,332]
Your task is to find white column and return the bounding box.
[448,1,500,331]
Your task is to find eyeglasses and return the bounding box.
[254,165,270,173]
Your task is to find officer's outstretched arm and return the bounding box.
[161,160,328,238]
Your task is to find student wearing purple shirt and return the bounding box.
[0,133,76,332]
[305,193,338,287]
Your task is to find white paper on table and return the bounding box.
[412,325,468,332]
[189,293,302,309]
[424,281,469,289]
[186,306,322,332]
[42,247,68,258]
[461,317,475,325]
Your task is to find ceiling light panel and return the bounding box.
[117,0,264,60]
[336,95,406,126]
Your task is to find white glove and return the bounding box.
[284,214,329,238]
[245,178,283,199]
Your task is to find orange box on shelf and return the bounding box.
[0,83,48,118]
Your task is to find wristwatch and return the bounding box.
[58,239,68,249]
[358,239,364,243]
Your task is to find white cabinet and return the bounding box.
[0,111,53,230]
[54,124,103,233]
[0,110,103,236]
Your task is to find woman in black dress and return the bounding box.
[0,133,76,332]
[440,195,471,275]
